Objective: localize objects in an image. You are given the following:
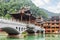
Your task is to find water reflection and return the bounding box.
[1,34,60,40]
[0,34,45,40]
[25,34,45,40]
[45,34,60,40]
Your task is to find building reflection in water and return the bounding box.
[25,34,45,40]
[45,34,60,40]
[0,34,60,40]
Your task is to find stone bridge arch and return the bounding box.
[1,27,20,35]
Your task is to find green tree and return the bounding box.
[0,0,48,19]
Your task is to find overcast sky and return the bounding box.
[31,0,60,13]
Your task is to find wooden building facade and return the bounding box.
[41,16,60,33]
[10,7,36,24]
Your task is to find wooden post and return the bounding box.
[29,14,31,24]
[21,15,22,22]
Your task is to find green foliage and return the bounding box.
[22,32,27,34]
[0,0,48,19]
[5,14,11,19]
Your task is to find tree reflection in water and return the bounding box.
[0,34,60,40]
[0,34,45,40]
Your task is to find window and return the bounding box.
[48,23,50,25]
[52,27,55,28]
[19,27,20,31]
[44,26,46,28]
[52,30,54,32]
[56,27,59,28]
[56,23,59,25]
[52,20,54,21]
[56,19,59,21]
[47,26,50,28]
[52,23,54,25]
[21,28,23,31]
[41,24,43,26]
[47,30,50,32]
[16,27,18,29]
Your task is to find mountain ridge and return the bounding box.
[40,8,60,17]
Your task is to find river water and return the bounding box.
[0,34,60,40]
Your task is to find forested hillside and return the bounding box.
[0,0,48,19]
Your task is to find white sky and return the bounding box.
[31,0,60,13]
